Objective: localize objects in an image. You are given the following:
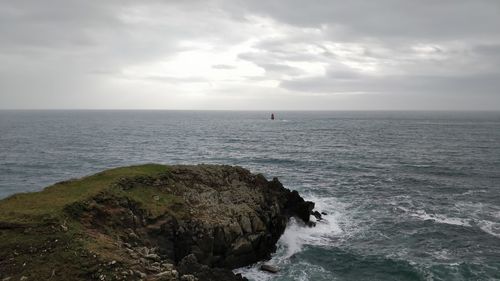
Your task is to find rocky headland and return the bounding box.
[0,164,319,281]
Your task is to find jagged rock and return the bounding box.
[306,221,316,227]
[284,189,315,223]
[0,164,319,281]
[312,211,322,221]
[178,254,246,281]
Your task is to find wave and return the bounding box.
[402,208,500,239]
[478,220,500,238]
[409,210,472,227]
[236,260,331,281]
[235,195,347,280]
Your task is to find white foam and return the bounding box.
[410,210,472,227]
[235,264,274,281]
[406,205,500,239]
[287,261,331,281]
[431,249,454,261]
[494,211,500,219]
[235,260,331,281]
[478,220,500,238]
[235,195,347,280]
[280,196,345,254]
[397,206,410,213]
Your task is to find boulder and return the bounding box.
[312,211,323,221]
[260,264,280,273]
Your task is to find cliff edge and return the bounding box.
[0,164,317,281]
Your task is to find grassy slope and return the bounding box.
[0,164,182,280]
[0,164,170,224]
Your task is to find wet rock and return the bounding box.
[306,221,316,227]
[285,190,315,223]
[260,264,279,273]
[312,211,322,221]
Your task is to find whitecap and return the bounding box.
[410,210,472,227]
[478,220,500,238]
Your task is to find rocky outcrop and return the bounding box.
[0,164,318,281]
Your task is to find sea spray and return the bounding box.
[235,195,346,280]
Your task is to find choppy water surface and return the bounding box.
[1,110,500,280]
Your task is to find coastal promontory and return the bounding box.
[0,164,317,281]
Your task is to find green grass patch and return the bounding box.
[0,164,170,224]
[0,164,189,280]
[120,185,184,218]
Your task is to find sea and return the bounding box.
[1,110,499,281]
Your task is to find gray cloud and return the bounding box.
[231,0,500,40]
[281,72,500,95]
[0,0,499,110]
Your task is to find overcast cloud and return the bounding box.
[1,0,499,110]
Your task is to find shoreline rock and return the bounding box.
[0,164,318,281]
[260,264,280,273]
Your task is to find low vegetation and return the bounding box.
[0,164,184,280]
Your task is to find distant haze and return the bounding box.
[1,0,500,110]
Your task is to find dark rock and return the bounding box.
[284,189,315,223]
[178,254,247,281]
[312,211,323,221]
[260,264,280,273]
[306,221,316,227]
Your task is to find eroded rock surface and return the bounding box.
[0,164,316,281]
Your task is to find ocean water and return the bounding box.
[1,110,500,280]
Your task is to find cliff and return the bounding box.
[0,164,317,281]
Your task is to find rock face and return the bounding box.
[0,164,316,281]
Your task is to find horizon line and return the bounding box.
[0,109,500,112]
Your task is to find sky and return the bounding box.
[1,0,500,110]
